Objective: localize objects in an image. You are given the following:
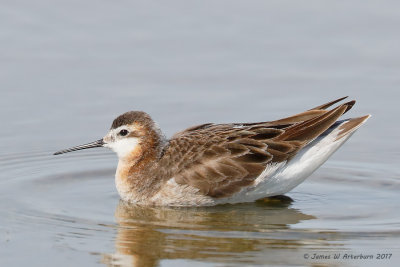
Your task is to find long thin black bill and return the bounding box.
[54,139,104,155]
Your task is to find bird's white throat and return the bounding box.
[104,138,140,159]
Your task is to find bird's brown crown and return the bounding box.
[111,111,154,129]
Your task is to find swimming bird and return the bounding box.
[54,97,370,206]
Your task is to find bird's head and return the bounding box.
[54,111,163,161]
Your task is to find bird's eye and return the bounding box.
[119,129,129,136]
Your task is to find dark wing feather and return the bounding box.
[158,97,354,198]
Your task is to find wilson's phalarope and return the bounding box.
[54,97,370,206]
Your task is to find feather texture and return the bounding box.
[156,97,358,198]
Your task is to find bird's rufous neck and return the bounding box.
[115,129,166,203]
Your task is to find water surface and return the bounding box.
[1,1,399,266]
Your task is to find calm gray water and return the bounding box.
[1,1,399,266]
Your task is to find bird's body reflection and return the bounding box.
[102,196,316,267]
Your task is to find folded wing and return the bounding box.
[158,97,357,198]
